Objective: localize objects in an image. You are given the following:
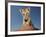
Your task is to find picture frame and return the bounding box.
[5,1,45,37]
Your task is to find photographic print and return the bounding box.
[6,1,45,36]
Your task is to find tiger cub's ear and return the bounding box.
[19,9,23,15]
[28,8,30,11]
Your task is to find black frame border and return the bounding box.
[5,1,45,37]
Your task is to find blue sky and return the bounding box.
[10,5,41,31]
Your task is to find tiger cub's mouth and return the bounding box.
[25,19,28,22]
